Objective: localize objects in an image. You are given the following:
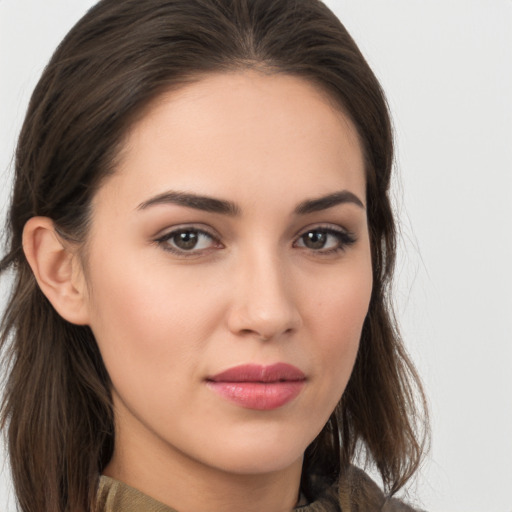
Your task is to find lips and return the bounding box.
[206,363,306,410]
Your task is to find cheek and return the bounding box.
[84,260,227,438]
[303,257,372,400]
[84,250,221,388]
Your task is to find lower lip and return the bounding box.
[206,381,305,410]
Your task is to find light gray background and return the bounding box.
[1,1,511,511]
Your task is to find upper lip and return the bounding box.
[207,363,306,383]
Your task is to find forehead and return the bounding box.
[95,71,366,213]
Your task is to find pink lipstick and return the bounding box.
[206,363,306,410]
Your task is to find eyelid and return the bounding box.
[293,224,357,252]
[293,223,354,239]
[153,224,223,257]
[153,222,218,240]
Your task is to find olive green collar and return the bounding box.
[96,474,340,512]
[96,466,420,512]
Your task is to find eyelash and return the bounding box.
[293,226,357,255]
[154,225,357,258]
[154,227,221,257]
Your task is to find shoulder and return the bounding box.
[337,465,424,512]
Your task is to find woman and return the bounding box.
[0,1,428,511]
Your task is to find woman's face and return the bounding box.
[82,71,372,478]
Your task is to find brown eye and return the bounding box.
[302,231,328,249]
[173,230,200,250]
[295,228,356,253]
[156,228,218,254]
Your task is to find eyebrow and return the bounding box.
[137,191,241,215]
[137,189,365,215]
[294,190,365,214]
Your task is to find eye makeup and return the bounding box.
[153,222,357,259]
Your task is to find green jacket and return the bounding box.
[96,466,421,512]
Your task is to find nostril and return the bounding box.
[236,326,296,341]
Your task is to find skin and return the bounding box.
[26,71,373,512]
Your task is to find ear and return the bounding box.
[22,217,90,325]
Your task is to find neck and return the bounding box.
[104,419,304,512]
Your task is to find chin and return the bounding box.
[197,433,308,475]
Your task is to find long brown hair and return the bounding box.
[0,1,428,510]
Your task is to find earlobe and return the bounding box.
[22,217,90,325]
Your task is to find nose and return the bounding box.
[226,249,302,341]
